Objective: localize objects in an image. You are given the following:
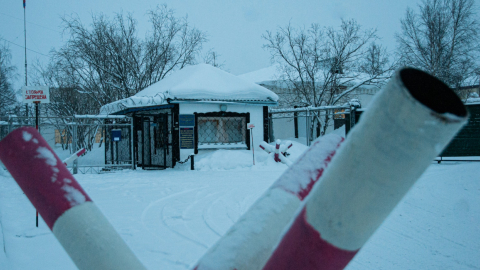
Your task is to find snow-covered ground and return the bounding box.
[0,141,479,269]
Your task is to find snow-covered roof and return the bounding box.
[100,64,278,115]
[238,64,281,85]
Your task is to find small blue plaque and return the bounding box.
[111,129,121,141]
[179,114,195,127]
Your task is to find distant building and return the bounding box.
[238,64,381,109]
[238,65,381,140]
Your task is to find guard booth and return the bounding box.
[99,64,278,170]
[134,109,175,169]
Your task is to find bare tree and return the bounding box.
[0,40,18,116]
[263,19,393,136]
[203,49,226,69]
[396,0,480,89]
[360,42,395,77]
[33,6,207,151]
[35,5,207,114]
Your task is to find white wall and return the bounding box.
[179,103,265,160]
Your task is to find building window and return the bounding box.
[197,116,246,148]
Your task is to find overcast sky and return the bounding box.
[1,0,422,89]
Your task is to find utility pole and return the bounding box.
[24,0,29,119]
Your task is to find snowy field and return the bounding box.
[0,143,479,270]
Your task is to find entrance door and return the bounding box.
[136,114,172,169]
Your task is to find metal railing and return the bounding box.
[0,115,134,174]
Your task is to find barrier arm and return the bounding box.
[262,68,468,269]
[0,127,146,270]
[62,148,86,165]
[195,68,468,270]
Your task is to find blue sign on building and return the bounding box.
[179,114,195,127]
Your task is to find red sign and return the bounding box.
[22,86,50,103]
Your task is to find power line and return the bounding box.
[0,37,49,57]
[0,12,61,34]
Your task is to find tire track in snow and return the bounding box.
[160,202,209,249]
[203,191,243,237]
[202,195,226,238]
[141,187,205,245]
[141,187,208,267]
[182,191,224,244]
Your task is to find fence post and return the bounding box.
[130,117,135,170]
[72,123,78,175]
[306,108,310,146]
[8,118,13,134]
[294,106,298,138]
[268,113,274,143]
[349,100,361,131]
[349,106,356,130]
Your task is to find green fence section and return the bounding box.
[346,104,480,157]
[440,104,480,157]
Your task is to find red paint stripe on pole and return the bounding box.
[76,148,86,157]
[274,140,281,162]
[0,127,91,229]
[262,207,357,270]
[274,136,344,201]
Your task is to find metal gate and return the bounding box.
[136,114,173,169]
[0,115,134,174]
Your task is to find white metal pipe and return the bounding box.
[263,68,468,269]
[270,105,350,114]
[74,115,128,119]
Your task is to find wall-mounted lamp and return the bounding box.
[220,104,227,111]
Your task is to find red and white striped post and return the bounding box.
[262,68,468,270]
[0,127,146,270]
[63,148,86,166]
[274,139,281,162]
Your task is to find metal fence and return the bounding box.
[0,115,134,174]
[268,105,356,145]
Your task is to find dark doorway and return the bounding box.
[136,114,173,169]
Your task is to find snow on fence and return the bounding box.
[0,115,134,174]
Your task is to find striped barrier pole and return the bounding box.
[274,139,281,162]
[63,148,86,165]
[194,134,344,270]
[262,68,468,270]
[259,140,292,155]
[0,127,146,270]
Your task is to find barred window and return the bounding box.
[198,116,246,147]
